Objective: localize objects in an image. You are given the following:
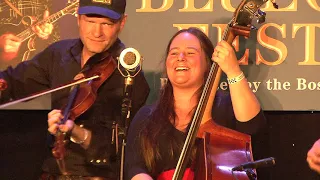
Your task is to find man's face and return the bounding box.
[77,14,126,57]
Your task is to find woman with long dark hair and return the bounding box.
[125,27,265,180]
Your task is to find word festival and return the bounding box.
[137,0,320,66]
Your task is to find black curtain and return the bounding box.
[0,110,320,180]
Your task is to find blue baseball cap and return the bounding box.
[78,0,126,20]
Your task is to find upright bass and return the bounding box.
[172,0,278,179]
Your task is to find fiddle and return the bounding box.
[50,53,117,174]
[171,0,278,180]
[0,53,118,174]
[0,69,104,174]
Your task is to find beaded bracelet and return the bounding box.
[227,72,245,85]
[70,128,88,144]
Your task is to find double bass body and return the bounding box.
[195,120,253,180]
[173,0,275,179]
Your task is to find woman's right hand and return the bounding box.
[47,109,74,135]
[211,40,241,78]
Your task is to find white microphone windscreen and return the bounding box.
[119,48,141,70]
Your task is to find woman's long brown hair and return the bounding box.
[139,27,214,175]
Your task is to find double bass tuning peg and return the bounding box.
[271,0,279,9]
[251,25,258,30]
[255,9,266,24]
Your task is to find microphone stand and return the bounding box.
[116,48,142,180]
[118,74,134,180]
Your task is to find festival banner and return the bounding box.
[0,0,319,110]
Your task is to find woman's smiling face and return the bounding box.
[166,32,208,90]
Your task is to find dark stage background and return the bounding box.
[0,110,320,180]
[1,1,320,179]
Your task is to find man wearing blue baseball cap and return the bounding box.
[76,0,127,63]
[78,0,126,20]
[75,0,128,62]
[0,0,150,179]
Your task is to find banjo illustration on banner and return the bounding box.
[0,0,78,63]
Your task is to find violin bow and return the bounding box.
[0,75,99,109]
